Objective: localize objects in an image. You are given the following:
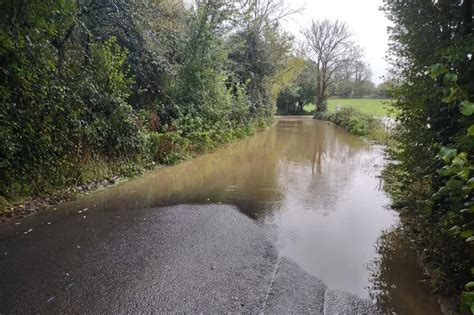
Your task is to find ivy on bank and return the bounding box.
[381,0,473,311]
[427,40,474,312]
[0,0,291,213]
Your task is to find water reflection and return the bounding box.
[1,117,441,312]
[369,227,442,314]
[268,120,397,297]
[42,118,368,220]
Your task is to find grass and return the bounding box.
[303,98,394,117]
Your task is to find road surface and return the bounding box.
[0,204,377,313]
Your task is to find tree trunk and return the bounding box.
[315,77,323,114]
[317,75,327,113]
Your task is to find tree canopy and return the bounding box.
[303,19,362,113]
[0,0,295,200]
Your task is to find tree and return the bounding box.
[0,0,294,202]
[173,0,237,122]
[275,58,320,114]
[351,60,372,97]
[69,0,186,113]
[303,19,361,113]
[374,80,394,99]
[276,84,302,114]
[228,0,298,117]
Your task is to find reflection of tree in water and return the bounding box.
[275,119,373,215]
[368,227,442,314]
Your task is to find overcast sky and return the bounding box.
[282,0,390,85]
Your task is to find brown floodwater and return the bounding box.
[3,117,441,313]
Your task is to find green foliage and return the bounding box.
[276,84,304,114]
[318,107,388,143]
[0,2,143,198]
[381,0,474,309]
[146,131,191,165]
[228,17,293,117]
[76,158,114,185]
[429,54,474,312]
[145,120,256,166]
[78,37,143,158]
[1,0,79,197]
[172,2,231,121]
[276,54,390,116]
[0,0,288,208]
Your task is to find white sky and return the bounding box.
[282,0,390,85]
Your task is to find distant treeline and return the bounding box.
[276,62,393,115]
[274,18,393,116]
[0,0,299,201]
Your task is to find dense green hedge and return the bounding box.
[0,1,289,206]
[381,0,473,311]
[316,107,388,143]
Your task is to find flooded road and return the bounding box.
[0,117,440,313]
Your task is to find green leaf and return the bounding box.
[458,169,470,180]
[444,73,458,84]
[460,206,474,214]
[439,147,457,162]
[429,63,447,79]
[461,291,474,313]
[442,92,456,103]
[466,236,474,243]
[446,178,463,190]
[423,205,432,216]
[467,282,474,291]
[450,225,461,235]
[460,101,474,116]
[468,178,474,189]
[468,125,474,136]
[461,230,474,238]
[438,166,452,177]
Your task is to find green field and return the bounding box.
[303,99,394,117]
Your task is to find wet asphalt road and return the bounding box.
[0,204,377,313]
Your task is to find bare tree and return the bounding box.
[303,19,360,113]
[230,0,302,34]
[351,58,372,97]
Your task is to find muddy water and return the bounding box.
[4,117,440,313]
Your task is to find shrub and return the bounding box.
[187,131,216,152]
[0,0,283,205]
[146,131,191,165]
[318,107,388,143]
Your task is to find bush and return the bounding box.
[0,0,283,206]
[187,131,216,152]
[380,1,474,307]
[0,8,144,200]
[318,108,388,143]
[146,131,191,165]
